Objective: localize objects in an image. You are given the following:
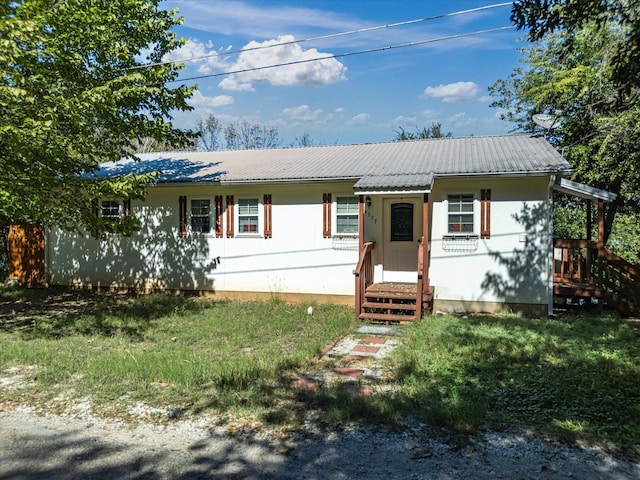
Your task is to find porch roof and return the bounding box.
[553,177,617,202]
[353,173,434,194]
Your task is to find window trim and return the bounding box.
[189,198,212,235]
[100,199,122,220]
[334,195,359,237]
[236,196,262,236]
[446,193,477,236]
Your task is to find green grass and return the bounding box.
[388,313,640,456]
[1,287,639,457]
[0,288,356,427]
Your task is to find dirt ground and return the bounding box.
[1,404,639,480]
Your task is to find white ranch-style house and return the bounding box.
[38,133,631,319]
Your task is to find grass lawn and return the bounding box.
[1,287,639,457]
[389,312,640,457]
[0,288,357,428]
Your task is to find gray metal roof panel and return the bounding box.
[96,134,572,186]
[354,173,434,190]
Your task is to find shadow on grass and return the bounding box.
[187,312,640,459]
[376,313,640,457]
[0,286,217,340]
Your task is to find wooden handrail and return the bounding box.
[416,238,425,320]
[354,242,375,319]
[554,238,639,315]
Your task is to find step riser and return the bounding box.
[363,305,416,313]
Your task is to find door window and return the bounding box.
[390,203,413,241]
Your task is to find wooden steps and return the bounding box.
[359,283,434,323]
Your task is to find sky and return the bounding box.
[161,1,528,146]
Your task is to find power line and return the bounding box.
[133,2,512,71]
[164,26,514,85]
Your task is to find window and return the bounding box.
[238,198,259,234]
[336,196,358,235]
[448,194,474,234]
[390,202,413,241]
[190,199,211,233]
[101,200,120,219]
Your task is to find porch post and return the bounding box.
[355,195,365,320]
[358,195,365,250]
[597,199,605,249]
[586,199,593,241]
[422,193,430,292]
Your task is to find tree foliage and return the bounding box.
[512,0,640,90]
[393,123,452,141]
[490,23,640,262]
[0,0,196,236]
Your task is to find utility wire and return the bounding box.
[133,2,512,71]
[164,26,514,85]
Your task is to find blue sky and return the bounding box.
[162,1,526,146]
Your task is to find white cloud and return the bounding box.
[446,112,478,129]
[349,113,371,125]
[282,105,323,121]
[217,35,347,91]
[168,1,362,45]
[188,91,234,109]
[419,109,439,119]
[422,82,481,103]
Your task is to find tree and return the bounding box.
[511,0,640,90]
[489,25,640,261]
[0,0,196,237]
[290,133,314,147]
[393,123,452,141]
[224,120,280,150]
[195,115,223,151]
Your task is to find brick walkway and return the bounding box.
[291,326,401,396]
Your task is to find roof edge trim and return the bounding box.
[553,177,617,202]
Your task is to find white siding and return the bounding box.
[47,182,359,296]
[429,176,551,308]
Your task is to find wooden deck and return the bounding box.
[553,239,639,315]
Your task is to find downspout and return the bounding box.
[547,175,556,316]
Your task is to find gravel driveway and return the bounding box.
[1,405,639,480]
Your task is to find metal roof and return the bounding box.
[96,134,573,187]
[553,177,617,202]
[353,173,435,194]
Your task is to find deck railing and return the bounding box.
[554,238,639,314]
[354,242,375,318]
[416,239,425,320]
[553,239,598,283]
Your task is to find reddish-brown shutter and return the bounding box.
[214,195,223,238]
[178,195,187,237]
[123,199,132,216]
[263,194,272,239]
[226,195,234,238]
[322,193,332,238]
[480,189,491,239]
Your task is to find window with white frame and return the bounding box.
[190,199,211,233]
[447,194,475,234]
[336,196,358,235]
[238,198,259,234]
[101,200,120,219]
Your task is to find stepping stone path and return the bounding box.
[291,326,401,397]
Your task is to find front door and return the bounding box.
[382,197,422,283]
